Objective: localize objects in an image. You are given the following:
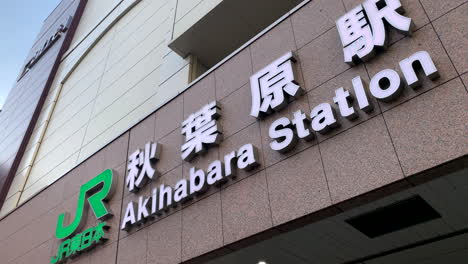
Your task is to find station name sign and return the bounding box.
[51,0,442,262]
[120,49,440,230]
[120,0,441,231]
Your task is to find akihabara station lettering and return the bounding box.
[266,51,439,152]
[121,143,259,230]
[120,47,439,231]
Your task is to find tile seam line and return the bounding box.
[115,0,172,36]
[92,38,167,101]
[461,76,468,94]
[29,60,145,171]
[29,118,90,172]
[20,150,81,196]
[217,80,250,102]
[426,1,468,23]
[288,15,335,215]
[376,101,413,181]
[115,133,131,264]
[77,65,163,148]
[219,178,225,246]
[61,0,125,61]
[316,139,336,207]
[51,82,101,125]
[418,0,463,79]
[78,90,163,165]
[48,57,165,151]
[40,96,97,147]
[255,121,275,228]
[111,0,173,51]
[159,58,190,87]
[361,59,408,182]
[4,235,52,264]
[56,38,165,123]
[76,28,118,165]
[56,55,108,100]
[427,3,468,95]
[304,22,431,93]
[96,9,173,85]
[172,0,180,40]
[59,0,144,85]
[212,38,227,248]
[295,23,337,53]
[340,0,347,11]
[378,76,460,115]
[155,125,182,145]
[173,0,205,25]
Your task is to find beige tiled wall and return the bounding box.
[69,0,119,49]
[173,0,223,39]
[1,0,203,211]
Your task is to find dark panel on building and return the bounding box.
[0,0,88,207]
[346,196,442,238]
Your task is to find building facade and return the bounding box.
[0,0,467,263]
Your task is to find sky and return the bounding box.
[0,0,62,110]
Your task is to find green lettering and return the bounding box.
[55,169,114,239]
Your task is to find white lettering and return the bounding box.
[291,110,313,140]
[352,76,373,112]
[158,185,173,210]
[174,179,189,203]
[399,50,439,89]
[333,87,357,120]
[224,151,237,178]
[370,69,403,102]
[237,144,260,171]
[121,202,136,231]
[137,196,150,223]
[189,167,207,194]
[207,160,224,185]
[269,117,297,152]
[311,103,338,134]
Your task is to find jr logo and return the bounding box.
[55,169,115,240]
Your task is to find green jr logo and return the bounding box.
[56,169,115,239]
[51,169,115,263]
